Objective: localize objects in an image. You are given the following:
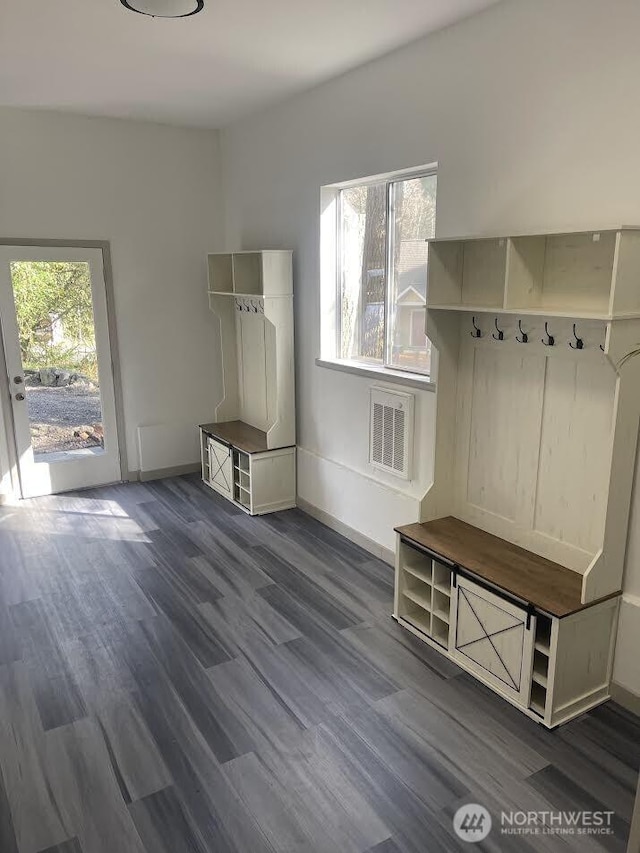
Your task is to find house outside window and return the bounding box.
[336,169,437,376]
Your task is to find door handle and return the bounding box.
[14,393,25,401]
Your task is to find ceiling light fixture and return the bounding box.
[120,0,204,17]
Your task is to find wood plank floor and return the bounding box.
[0,474,637,853]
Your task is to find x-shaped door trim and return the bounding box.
[456,587,524,692]
[209,443,231,492]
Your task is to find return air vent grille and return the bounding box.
[369,387,414,480]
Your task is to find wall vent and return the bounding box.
[369,386,414,480]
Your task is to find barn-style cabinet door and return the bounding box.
[207,437,233,500]
[450,576,535,707]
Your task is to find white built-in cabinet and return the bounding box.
[200,251,296,515]
[394,227,640,727]
[395,529,619,728]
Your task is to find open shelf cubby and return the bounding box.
[433,562,452,595]
[505,231,617,315]
[427,238,507,309]
[207,251,262,295]
[397,541,453,649]
[207,250,294,298]
[234,449,250,471]
[532,650,549,687]
[534,614,552,655]
[431,614,450,648]
[404,603,431,636]
[432,588,451,622]
[530,682,547,717]
[403,584,432,613]
[208,253,234,294]
[232,252,263,295]
[403,558,433,586]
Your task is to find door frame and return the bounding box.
[0,238,127,499]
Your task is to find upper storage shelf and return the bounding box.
[427,228,640,319]
[208,250,293,298]
[427,237,507,310]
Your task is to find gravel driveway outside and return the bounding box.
[25,385,103,455]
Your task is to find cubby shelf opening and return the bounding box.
[535,616,552,654]
[532,650,549,687]
[506,232,616,316]
[404,606,431,636]
[404,562,433,586]
[431,614,450,647]
[403,586,432,613]
[428,238,507,309]
[232,253,263,295]
[432,589,450,622]
[530,682,547,717]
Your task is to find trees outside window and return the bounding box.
[338,171,437,375]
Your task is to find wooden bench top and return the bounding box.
[395,516,617,617]
[200,420,268,454]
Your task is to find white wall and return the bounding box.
[219,0,640,696]
[0,108,223,477]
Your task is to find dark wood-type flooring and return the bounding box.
[0,474,637,853]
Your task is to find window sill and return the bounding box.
[316,358,436,391]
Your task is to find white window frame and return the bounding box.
[318,163,437,390]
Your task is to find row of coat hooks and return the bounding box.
[234,296,264,314]
[470,316,605,351]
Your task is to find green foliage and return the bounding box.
[10,262,99,381]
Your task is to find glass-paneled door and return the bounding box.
[0,246,122,497]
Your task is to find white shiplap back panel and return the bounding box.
[263,314,277,435]
[264,296,296,450]
[211,295,241,422]
[452,335,613,572]
[237,311,268,431]
[456,342,545,524]
[534,358,614,554]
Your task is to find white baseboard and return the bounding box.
[296,446,420,553]
[129,462,201,483]
[297,496,394,565]
[611,682,640,717]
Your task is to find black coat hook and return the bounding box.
[470,316,482,338]
[492,318,505,341]
[542,322,555,346]
[569,323,583,350]
[516,320,528,344]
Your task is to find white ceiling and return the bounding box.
[0,0,499,129]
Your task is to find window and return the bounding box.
[337,170,436,376]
